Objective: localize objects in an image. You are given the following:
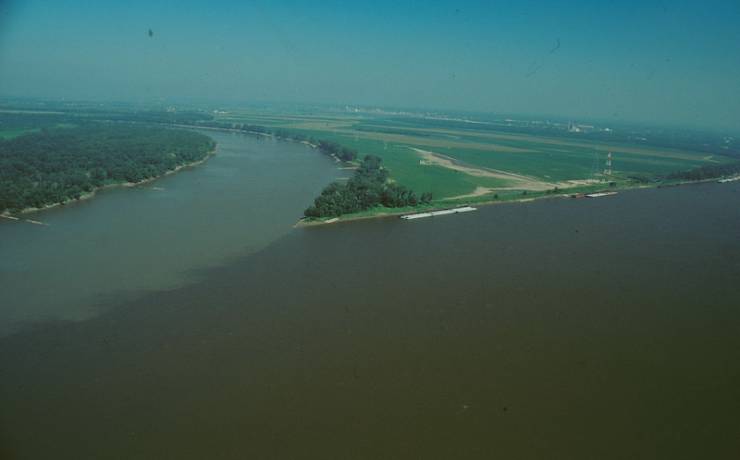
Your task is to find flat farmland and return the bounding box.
[216,110,733,201]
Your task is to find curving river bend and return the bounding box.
[0,131,341,336]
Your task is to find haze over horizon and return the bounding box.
[1,0,739,132]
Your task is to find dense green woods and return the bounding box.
[316,140,358,162]
[304,155,431,218]
[0,125,215,213]
[666,161,740,181]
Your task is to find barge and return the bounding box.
[585,191,618,198]
[401,206,477,220]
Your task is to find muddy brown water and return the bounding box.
[1,138,739,458]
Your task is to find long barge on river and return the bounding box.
[585,191,618,198]
[401,206,477,220]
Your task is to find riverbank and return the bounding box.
[1,146,218,217]
[296,177,730,227]
[171,124,364,166]
[172,123,317,149]
[0,129,339,338]
[296,193,560,227]
[179,120,731,228]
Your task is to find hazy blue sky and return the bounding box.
[1,0,739,131]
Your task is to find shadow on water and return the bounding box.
[1,183,740,459]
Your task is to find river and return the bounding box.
[0,131,340,337]
[1,134,739,458]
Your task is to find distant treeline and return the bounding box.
[0,109,215,130]
[0,112,74,130]
[90,110,214,125]
[304,155,432,218]
[0,124,215,213]
[316,140,358,162]
[194,120,359,162]
[666,161,740,181]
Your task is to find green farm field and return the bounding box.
[0,127,40,139]
[215,109,734,202]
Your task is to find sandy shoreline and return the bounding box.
[1,146,218,218]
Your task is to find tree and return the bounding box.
[304,155,432,218]
[0,124,215,214]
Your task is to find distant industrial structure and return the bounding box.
[604,152,613,177]
[568,121,596,133]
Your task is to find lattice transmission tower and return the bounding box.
[603,152,613,178]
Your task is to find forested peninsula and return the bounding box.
[0,124,215,214]
[176,120,434,218]
[667,161,740,181]
[304,155,432,218]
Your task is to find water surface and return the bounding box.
[1,178,739,459]
[0,130,339,336]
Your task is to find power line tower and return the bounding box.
[603,152,613,178]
